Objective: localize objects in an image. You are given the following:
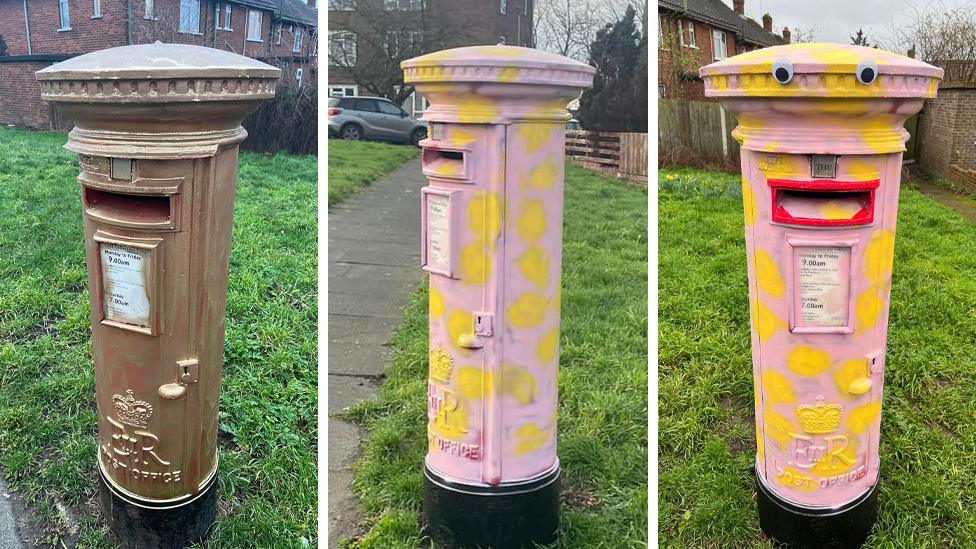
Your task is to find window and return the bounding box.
[384,30,422,57]
[59,0,70,30]
[296,68,303,87]
[712,29,727,60]
[329,85,358,97]
[500,0,506,14]
[93,0,101,18]
[275,23,282,45]
[179,0,200,33]
[293,27,304,52]
[523,0,528,16]
[246,9,262,41]
[384,0,422,10]
[680,20,695,47]
[377,101,403,116]
[144,0,154,19]
[328,31,356,66]
[224,3,232,28]
[328,0,356,9]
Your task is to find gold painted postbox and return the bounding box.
[36,43,279,547]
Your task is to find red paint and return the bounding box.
[768,179,880,226]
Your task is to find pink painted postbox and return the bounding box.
[402,46,593,548]
[702,44,942,546]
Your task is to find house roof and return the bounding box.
[235,0,318,26]
[659,0,782,48]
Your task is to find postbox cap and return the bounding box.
[37,42,280,103]
[700,43,942,99]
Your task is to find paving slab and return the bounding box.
[328,157,426,548]
[0,478,22,549]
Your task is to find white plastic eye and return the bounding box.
[771,59,794,84]
[856,59,878,84]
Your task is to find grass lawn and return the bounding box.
[0,126,317,547]
[340,165,648,548]
[659,167,976,547]
[327,140,419,206]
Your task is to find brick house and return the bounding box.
[327,0,533,116]
[658,0,786,100]
[0,0,317,129]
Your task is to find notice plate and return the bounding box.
[100,243,151,328]
[795,247,850,327]
[426,193,451,273]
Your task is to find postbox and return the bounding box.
[401,46,593,548]
[36,44,279,547]
[701,44,942,546]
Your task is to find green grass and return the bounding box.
[341,165,649,548]
[0,126,317,547]
[659,167,976,547]
[328,140,419,205]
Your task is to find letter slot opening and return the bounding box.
[769,179,879,226]
[422,147,467,180]
[84,187,174,230]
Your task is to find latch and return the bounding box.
[158,359,199,400]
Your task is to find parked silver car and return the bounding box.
[328,96,428,145]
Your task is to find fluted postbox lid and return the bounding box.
[700,43,942,99]
[402,45,594,123]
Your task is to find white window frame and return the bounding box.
[92,0,102,18]
[144,0,154,20]
[523,0,528,16]
[328,0,356,9]
[296,68,304,87]
[275,23,282,45]
[215,1,222,28]
[179,0,201,34]
[384,30,421,58]
[246,9,263,42]
[500,0,506,14]
[224,3,232,29]
[329,85,358,97]
[294,26,305,53]
[712,29,728,60]
[328,30,356,66]
[384,0,422,10]
[680,20,696,48]
[59,0,71,30]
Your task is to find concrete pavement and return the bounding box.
[327,157,426,548]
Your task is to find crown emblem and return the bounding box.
[429,349,455,384]
[797,397,842,434]
[113,390,153,429]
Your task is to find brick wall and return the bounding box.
[918,86,976,192]
[0,60,57,128]
[658,10,736,101]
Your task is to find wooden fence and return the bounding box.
[565,130,648,182]
[658,98,738,166]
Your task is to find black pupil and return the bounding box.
[775,67,790,82]
[861,67,875,82]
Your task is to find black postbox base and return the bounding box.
[423,463,560,548]
[98,467,218,549]
[756,473,878,548]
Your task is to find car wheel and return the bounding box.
[410,127,427,146]
[341,124,362,140]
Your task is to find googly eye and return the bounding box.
[856,59,878,84]
[771,59,794,84]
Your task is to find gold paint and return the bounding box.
[507,292,548,328]
[818,200,861,220]
[524,158,559,190]
[456,366,488,400]
[467,191,504,243]
[754,248,784,297]
[429,286,445,317]
[498,66,520,82]
[429,349,454,383]
[844,157,880,180]
[516,199,547,242]
[761,370,796,404]
[742,178,758,226]
[755,419,765,463]
[456,93,499,124]
[763,408,795,448]
[796,401,843,434]
[459,243,491,284]
[787,346,832,377]
[855,287,884,332]
[513,423,550,456]
[536,329,559,365]
[863,230,896,285]
[449,127,478,146]
[847,400,881,434]
[751,298,785,341]
[447,310,473,350]
[517,124,555,154]
[517,246,550,290]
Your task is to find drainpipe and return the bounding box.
[126,0,132,45]
[23,0,32,55]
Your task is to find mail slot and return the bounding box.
[37,43,279,548]
[403,46,594,548]
[702,44,942,546]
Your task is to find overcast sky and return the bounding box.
[720,0,974,46]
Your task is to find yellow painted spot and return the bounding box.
[500,364,538,405]
[517,199,547,242]
[855,287,884,332]
[751,298,785,341]
[863,230,896,285]
[862,114,903,154]
[761,370,796,404]
[844,157,880,180]
[551,282,562,311]
[536,329,559,365]
[809,49,868,71]
[456,366,490,400]
[787,346,832,377]
[434,160,461,177]
[847,400,881,434]
[523,158,558,190]
[742,178,758,226]
[763,408,794,448]
[811,433,858,476]
[754,248,784,298]
[513,423,550,456]
[928,78,938,97]
[760,141,781,152]
[431,398,469,441]
[507,292,548,328]
[819,200,861,220]
[459,243,491,284]
[755,419,765,464]
[474,45,524,57]
[834,358,870,395]
[449,127,478,146]
[467,191,504,243]
[447,310,472,349]
[517,124,555,154]
[498,66,519,82]
[429,286,445,317]
[457,93,499,124]
[775,465,818,491]
[517,246,550,290]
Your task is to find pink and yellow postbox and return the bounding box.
[702,44,941,545]
[402,46,593,548]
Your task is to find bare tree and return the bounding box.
[533,0,640,61]
[790,25,820,44]
[882,1,976,82]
